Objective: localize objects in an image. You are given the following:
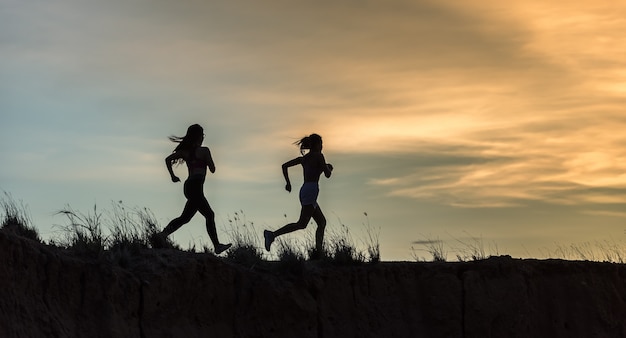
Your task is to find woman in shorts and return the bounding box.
[263,134,333,257]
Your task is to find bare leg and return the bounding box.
[275,205,315,236]
[161,201,197,237]
[264,205,315,251]
[196,198,218,246]
[312,206,327,254]
[160,179,230,254]
[196,197,231,254]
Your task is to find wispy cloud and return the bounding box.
[367,116,626,208]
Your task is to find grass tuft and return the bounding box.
[362,212,380,263]
[52,201,177,260]
[0,192,40,241]
[53,205,107,258]
[276,238,307,262]
[325,222,366,265]
[412,236,447,262]
[451,232,498,262]
[547,240,626,263]
[223,211,265,267]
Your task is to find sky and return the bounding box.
[2,0,626,261]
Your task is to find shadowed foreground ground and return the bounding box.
[1,230,625,338]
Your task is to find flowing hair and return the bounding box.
[295,133,322,154]
[168,124,204,165]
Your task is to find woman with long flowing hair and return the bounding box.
[264,133,333,257]
[158,124,231,254]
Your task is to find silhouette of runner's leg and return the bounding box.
[196,196,219,246]
[312,206,326,254]
[274,205,315,236]
[162,200,198,236]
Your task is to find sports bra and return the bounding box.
[186,147,207,178]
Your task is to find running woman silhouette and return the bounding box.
[158,124,231,254]
[264,134,333,256]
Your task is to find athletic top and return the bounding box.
[301,152,326,183]
[186,147,208,180]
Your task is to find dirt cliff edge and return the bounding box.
[1,231,625,338]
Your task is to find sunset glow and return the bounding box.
[2,0,626,260]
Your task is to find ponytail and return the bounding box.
[294,133,322,154]
[168,124,204,164]
[295,136,311,151]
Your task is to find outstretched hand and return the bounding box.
[285,182,292,192]
[171,176,180,183]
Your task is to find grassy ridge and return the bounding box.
[2,192,624,264]
[0,193,380,268]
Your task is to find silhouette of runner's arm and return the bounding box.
[199,147,216,173]
[165,152,184,182]
[282,157,302,192]
[319,154,333,178]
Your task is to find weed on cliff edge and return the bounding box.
[54,204,107,258]
[266,213,379,265]
[53,201,179,261]
[274,238,307,273]
[411,232,501,263]
[547,240,626,263]
[223,211,265,267]
[325,221,366,265]
[0,192,40,242]
[362,212,380,263]
[411,236,447,262]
